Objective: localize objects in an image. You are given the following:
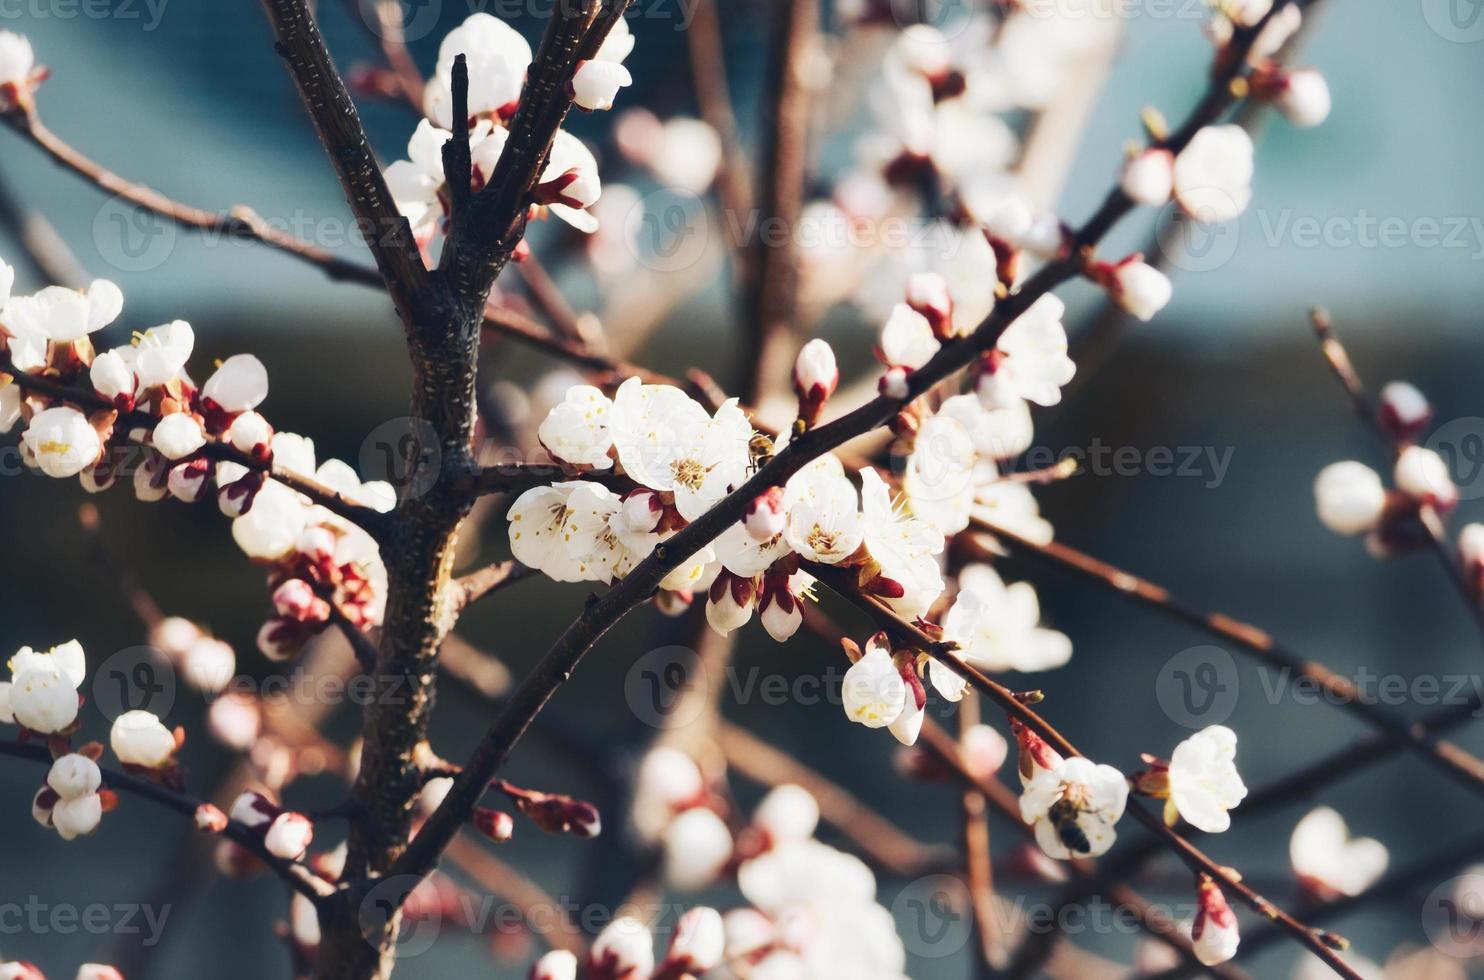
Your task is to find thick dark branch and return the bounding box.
[459,462,635,500]
[0,738,334,902]
[386,0,1299,915]
[256,0,433,319]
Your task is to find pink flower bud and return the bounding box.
[272,579,321,621]
[879,367,911,400]
[905,272,954,338]
[0,962,46,980]
[793,339,839,427]
[1394,445,1456,509]
[743,487,786,543]
[663,907,725,973]
[218,473,263,518]
[619,490,663,535]
[167,458,211,503]
[195,803,229,833]
[571,59,632,112]
[227,411,273,454]
[229,791,278,830]
[589,916,655,980]
[1378,381,1431,443]
[473,807,515,843]
[1106,257,1173,322]
[264,811,314,860]
[256,617,308,663]
[1192,878,1240,965]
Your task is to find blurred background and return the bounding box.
[2,0,1484,977]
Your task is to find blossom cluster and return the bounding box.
[0,965,124,980]
[627,747,909,979]
[386,13,635,254]
[0,260,394,664]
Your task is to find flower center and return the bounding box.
[671,457,707,490]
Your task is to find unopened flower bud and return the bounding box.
[273,579,321,621]
[743,487,786,542]
[265,811,313,859]
[906,273,954,338]
[705,573,754,637]
[880,366,911,400]
[1120,148,1175,206]
[167,458,211,503]
[181,637,235,694]
[110,710,176,769]
[473,807,516,843]
[571,58,632,111]
[201,354,268,413]
[753,783,819,844]
[619,490,663,535]
[208,694,262,751]
[229,790,278,830]
[0,963,45,980]
[1394,445,1455,508]
[589,916,655,980]
[217,473,263,518]
[531,950,578,980]
[793,339,839,427]
[663,906,725,973]
[1275,67,1330,128]
[256,617,307,663]
[195,803,229,833]
[1104,258,1173,322]
[76,965,125,980]
[133,450,170,503]
[90,350,136,402]
[52,792,103,840]
[48,753,102,800]
[1378,381,1431,443]
[662,807,734,892]
[1192,878,1240,965]
[227,411,273,454]
[1313,461,1386,535]
[152,413,206,461]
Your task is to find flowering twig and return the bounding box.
[808,563,1364,979]
[389,1,1309,912]
[0,352,391,535]
[447,560,535,615]
[968,520,1484,798]
[0,738,334,901]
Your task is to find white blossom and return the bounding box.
[879,303,940,370]
[1313,461,1386,535]
[51,792,103,840]
[233,480,310,561]
[201,354,268,412]
[572,58,632,111]
[1108,260,1173,321]
[1120,148,1175,206]
[3,281,121,343]
[22,406,100,478]
[903,413,977,535]
[537,384,614,469]
[662,806,734,891]
[265,811,314,859]
[753,784,820,845]
[227,411,272,453]
[1276,68,1330,128]
[943,564,1070,673]
[782,463,864,565]
[0,30,35,92]
[152,413,206,460]
[589,916,654,980]
[611,378,752,520]
[978,294,1074,408]
[48,754,102,800]
[842,635,906,729]
[1173,125,1254,223]
[124,321,195,389]
[859,467,945,620]
[531,950,578,980]
[10,664,79,733]
[1289,806,1388,898]
[1394,445,1455,505]
[1167,725,1247,833]
[110,709,175,768]
[664,907,725,974]
[90,350,136,402]
[1020,755,1129,859]
[422,13,532,130]
[939,392,1034,462]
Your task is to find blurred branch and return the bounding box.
[966,521,1484,800]
[0,162,87,287]
[685,0,753,265]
